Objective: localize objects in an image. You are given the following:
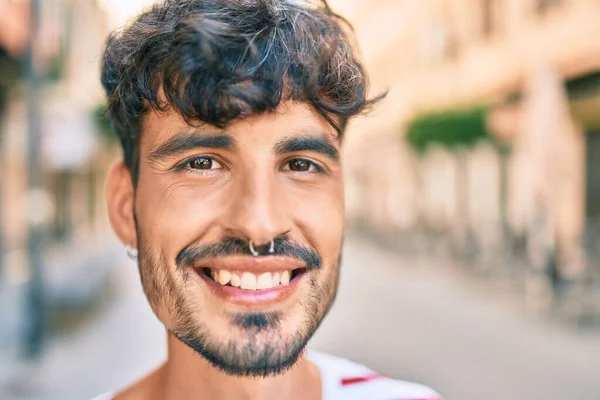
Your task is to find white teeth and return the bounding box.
[230,273,241,287]
[257,272,273,290]
[240,272,257,291]
[272,272,280,286]
[218,270,232,285]
[281,270,290,285]
[210,269,294,289]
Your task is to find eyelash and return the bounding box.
[174,156,223,175]
[283,157,325,174]
[174,156,326,175]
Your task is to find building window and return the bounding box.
[537,0,561,14]
[482,0,495,37]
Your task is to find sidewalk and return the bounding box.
[0,235,125,399]
[0,248,165,400]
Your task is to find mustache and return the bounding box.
[176,235,321,271]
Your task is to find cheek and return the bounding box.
[135,179,226,254]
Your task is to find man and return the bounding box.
[94,0,441,399]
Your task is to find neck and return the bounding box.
[154,332,321,400]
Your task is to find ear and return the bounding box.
[106,161,137,248]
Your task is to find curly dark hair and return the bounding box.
[100,0,382,182]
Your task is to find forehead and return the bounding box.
[140,102,339,149]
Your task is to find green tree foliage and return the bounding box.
[405,107,492,153]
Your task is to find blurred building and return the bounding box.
[0,0,116,355]
[335,0,600,309]
[2,0,112,257]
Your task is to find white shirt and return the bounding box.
[91,351,441,400]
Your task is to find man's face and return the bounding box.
[111,102,344,377]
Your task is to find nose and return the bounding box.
[221,171,292,246]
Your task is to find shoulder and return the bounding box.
[307,351,442,400]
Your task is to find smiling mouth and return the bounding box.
[198,268,307,291]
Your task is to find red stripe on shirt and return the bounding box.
[340,373,384,386]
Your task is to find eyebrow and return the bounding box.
[274,134,340,161]
[148,132,236,162]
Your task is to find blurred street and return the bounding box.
[2,232,599,400]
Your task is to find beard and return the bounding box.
[135,230,341,378]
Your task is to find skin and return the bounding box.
[106,101,345,400]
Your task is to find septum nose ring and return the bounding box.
[249,240,275,257]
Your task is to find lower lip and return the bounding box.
[196,270,305,306]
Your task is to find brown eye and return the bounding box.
[289,159,311,171]
[187,157,222,171]
[283,158,320,173]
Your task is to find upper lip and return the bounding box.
[194,255,307,273]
